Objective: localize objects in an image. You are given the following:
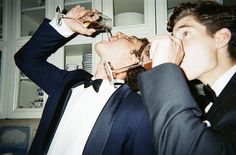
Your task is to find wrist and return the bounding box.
[49,18,74,37]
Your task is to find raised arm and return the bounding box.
[14,5,97,94]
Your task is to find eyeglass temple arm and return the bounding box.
[111,62,141,74]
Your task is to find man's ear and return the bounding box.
[215,28,231,49]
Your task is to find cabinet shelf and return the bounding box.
[65,0,92,10]
[20,77,31,81]
[21,8,44,24]
[65,0,92,6]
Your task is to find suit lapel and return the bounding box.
[44,77,92,153]
[82,84,131,155]
[207,73,236,125]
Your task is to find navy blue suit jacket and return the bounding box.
[138,63,236,155]
[14,19,156,155]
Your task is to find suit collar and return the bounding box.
[212,64,236,96]
[207,72,236,123]
[83,84,131,155]
[44,74,93,153]
[45,76,132,154]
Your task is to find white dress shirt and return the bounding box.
[47,79,116,155]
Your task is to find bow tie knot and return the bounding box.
[84,79,103,92]
[203,84,217,103]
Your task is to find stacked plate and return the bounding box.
[115,12,144,27]
[82,52,92,73]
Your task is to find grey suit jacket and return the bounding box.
[138,63,236,155]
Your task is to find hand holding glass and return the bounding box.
[110,43,153,74]
[55,6,113,40]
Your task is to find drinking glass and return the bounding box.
[55,6,113,40]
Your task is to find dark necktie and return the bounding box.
[84,79,103,92]
[203,84,217,103]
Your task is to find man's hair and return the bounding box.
[167,0,236,59]
[125,38,149,91]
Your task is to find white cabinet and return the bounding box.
[5,0,234,118]
[0,0,177,118]
[6,0,102,118]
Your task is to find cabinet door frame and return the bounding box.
[0,47,8,118]
[0,0,12,118]
[156,0,168,35]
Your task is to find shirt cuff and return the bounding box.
[49,18,74,38]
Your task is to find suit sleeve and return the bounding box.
[137,63,228,155]
[14,18,77,95]
[132,113,157,155]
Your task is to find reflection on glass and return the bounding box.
[167,0,198,19]
[223,0,236,6]
[0,0,3,39]
[223,0,236,11]
[113,0,144,27]
[21,0,45,37]
[18,79,44,108]
[111,43,152,73]
[64,44,92,73]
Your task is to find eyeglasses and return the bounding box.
[110,43,152,74]
[103,42,153,83]
[55,6,113,40]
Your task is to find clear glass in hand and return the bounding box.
[110,43,152,73]
[55,6,113,40]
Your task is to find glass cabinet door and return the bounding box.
[18,73,44,109]
[8,44,45,118]
[167,0,198,19]
[103,0,155,37]
[64,44,93,73]
[64,0,92,11]
[0,49,2,93]
[221,0,236,9]
[0,0,2,39]
[60,0,100,75]
[9,0,102,118]
[113,0,144,27]
[20,0,45,37]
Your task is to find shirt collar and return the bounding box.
[212,64,236,96]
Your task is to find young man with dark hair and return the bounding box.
[138,1,236,155]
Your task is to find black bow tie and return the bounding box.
[203,84,217,103]
[84,79,103,92]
